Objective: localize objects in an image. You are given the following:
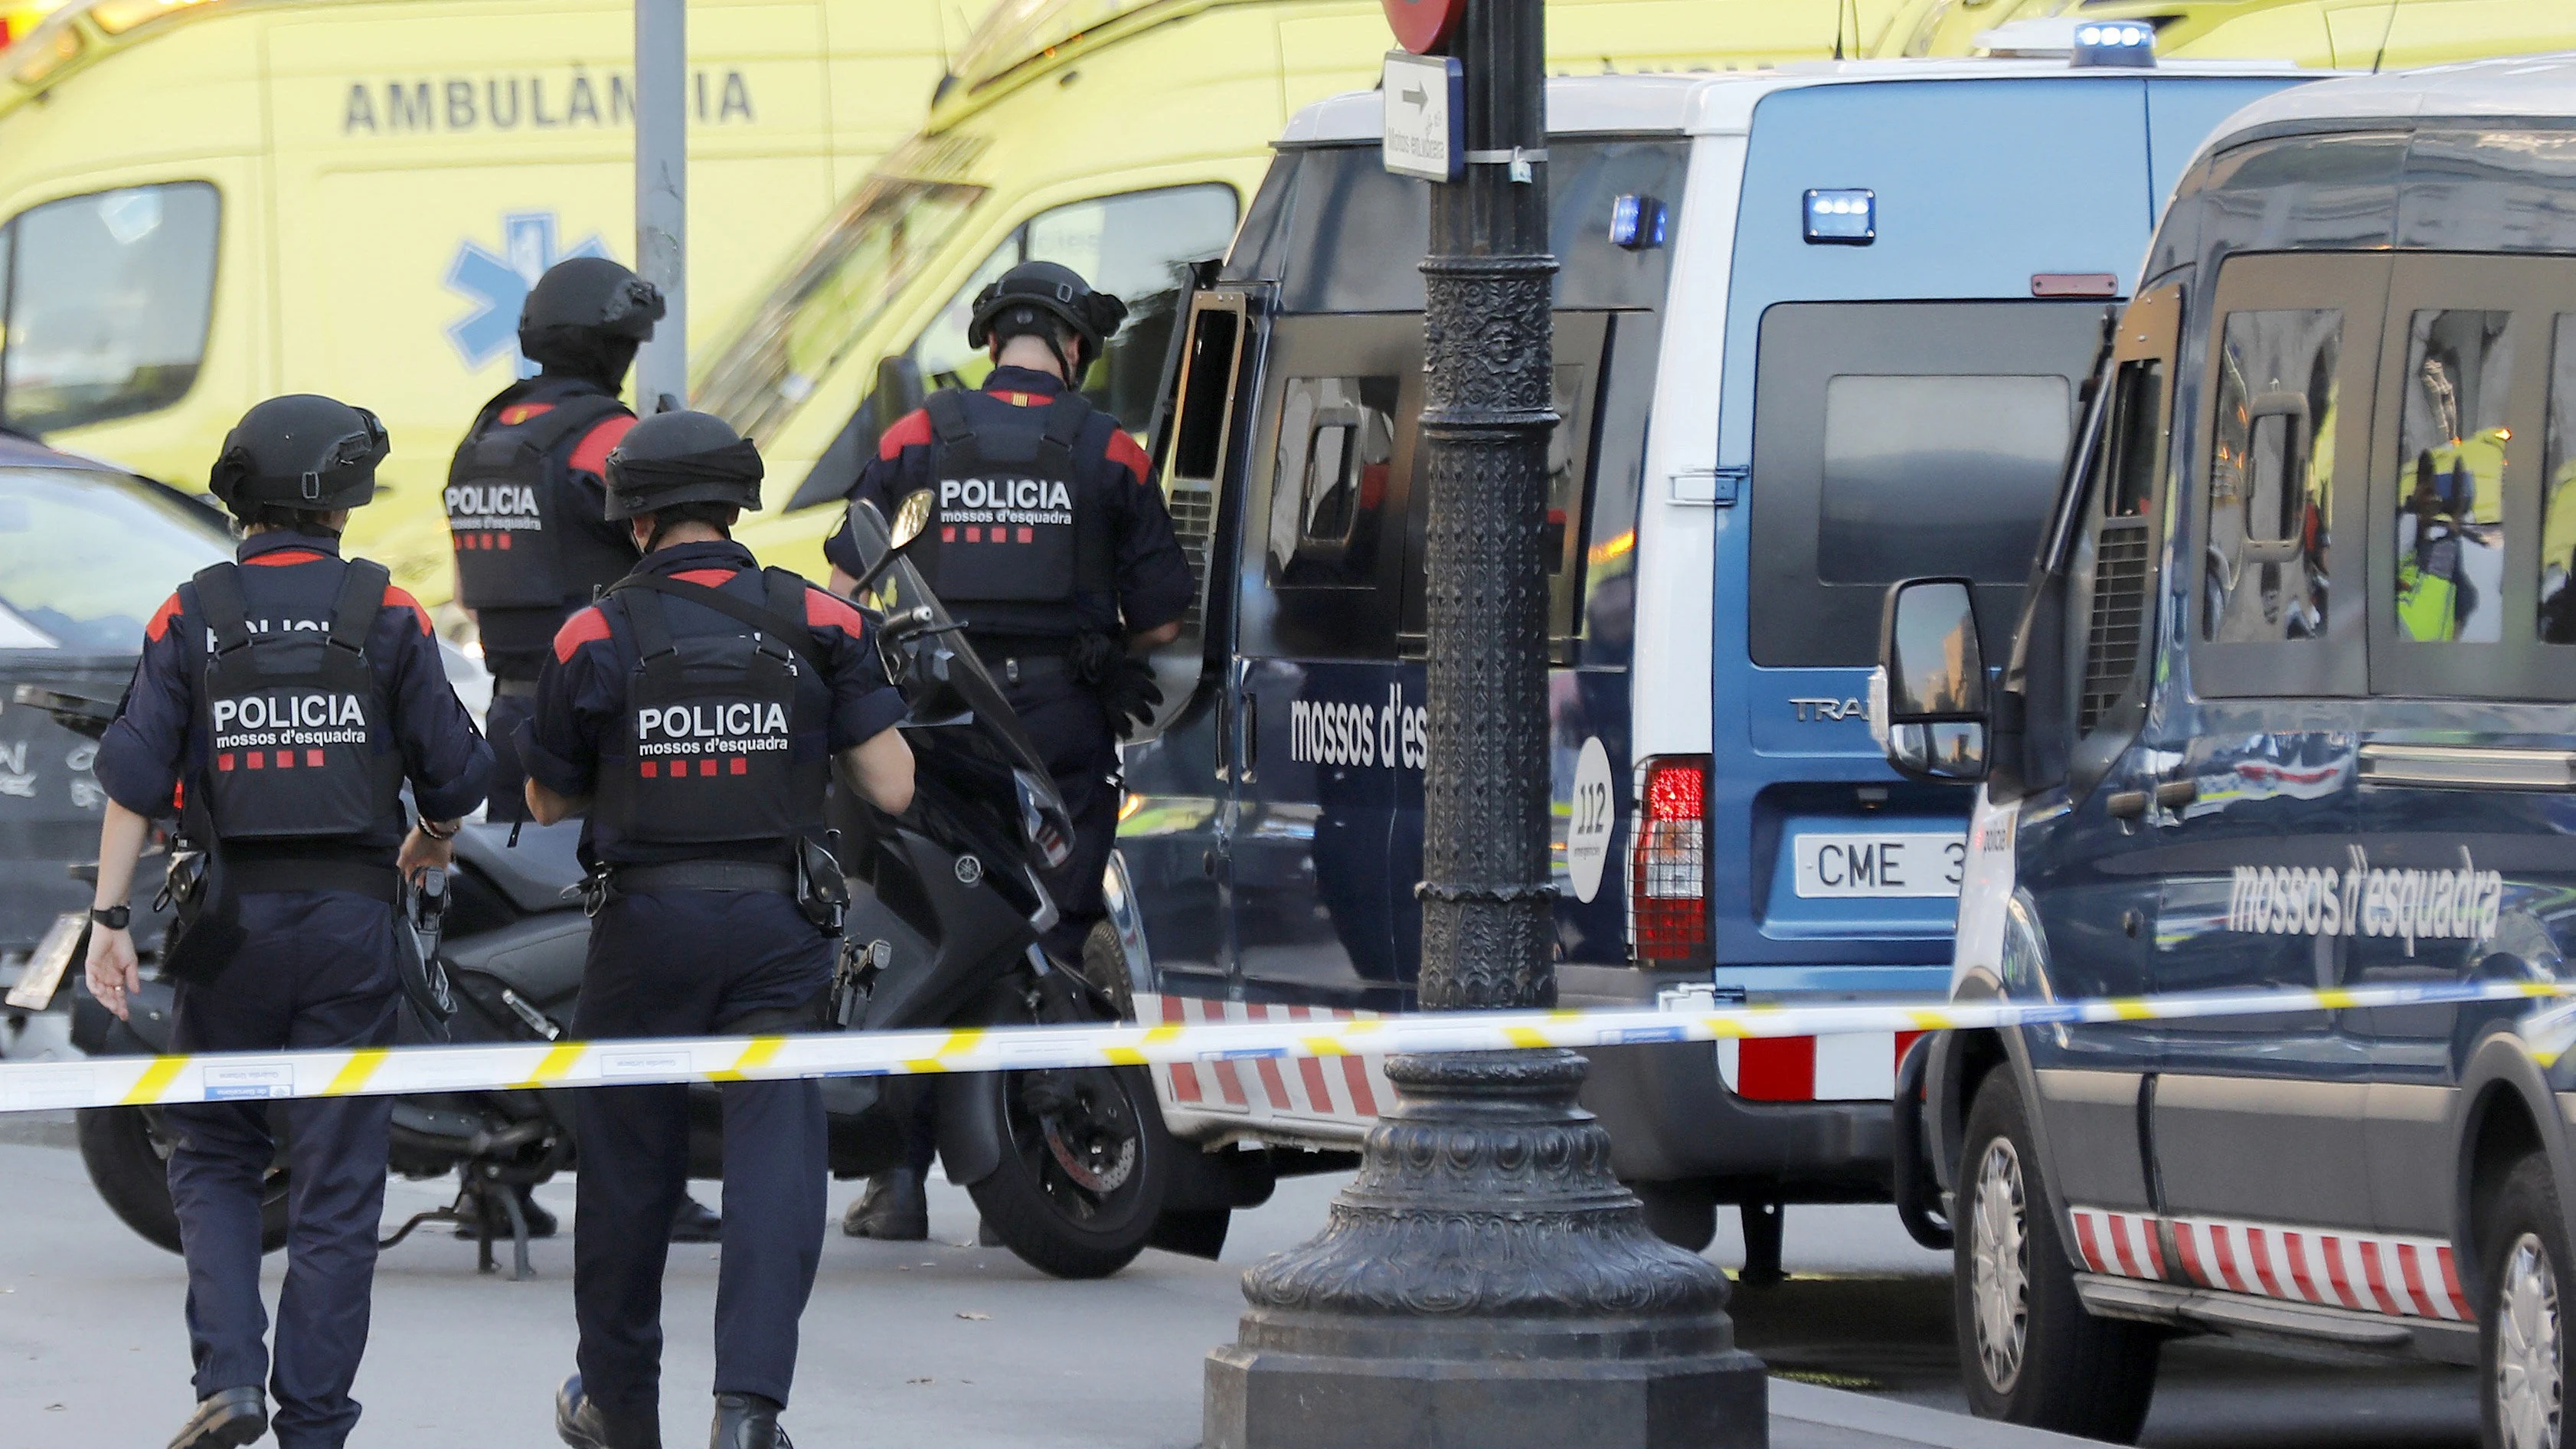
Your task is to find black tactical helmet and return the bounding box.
[603,410,766,521]
[966,260,1128,377]
[518,257,665,368]
[208,394,389,516]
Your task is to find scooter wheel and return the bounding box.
[968,1064,1168,1280]
[77,1107,290,1256]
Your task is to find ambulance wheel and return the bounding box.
[970,1064,1167,1280]
[2480,1153,2569,1449]
[1954,1072,2159,1442]
[78,1107,290,1257]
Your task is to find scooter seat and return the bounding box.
[451,821,586,915]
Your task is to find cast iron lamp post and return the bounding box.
[1201,0,1766,1443]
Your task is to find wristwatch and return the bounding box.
[89,904,131,931]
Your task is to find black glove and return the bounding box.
[1067,630,1120,686]
[1103,654,1165,738]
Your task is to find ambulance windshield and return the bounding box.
[0,182,219,435]
[695,155,988,449]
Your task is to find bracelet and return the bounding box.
[419,819,458,841]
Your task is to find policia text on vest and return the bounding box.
[448,257,662,825]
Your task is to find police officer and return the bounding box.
[520,411,913,1449]
[446,257,723,1241]
[822,260,1191,1240]
[83,395,492,1449]
[447,255,662,823]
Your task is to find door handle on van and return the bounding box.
[1238,687,1258,785]
[2358,743,2576,790]
[2105,780,2195,821]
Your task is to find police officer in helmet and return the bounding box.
[824,260,1191,1239]
[446,257,724,1239]
[85,394,492,1449]
[521,411,914,1449]
[447,256,661,822]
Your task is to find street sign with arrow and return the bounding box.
[1381,51,1463,182]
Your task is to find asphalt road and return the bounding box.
[0,1113,2477,1448]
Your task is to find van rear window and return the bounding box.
[1750,300,2106,670]
[1817,375,2068,584]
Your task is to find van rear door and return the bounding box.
[1744,299,2105,952]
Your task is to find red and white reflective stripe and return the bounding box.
[2072,1205,2474,1322]
[1716,1030,1923,1102]
[2067,1206,2167,1281]
[1140,995,1394,1124]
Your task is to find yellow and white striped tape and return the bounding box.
[5,977,2566,1114]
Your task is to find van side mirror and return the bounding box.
[888,489,933,552]
[872,355,928,438]
[1877,578,1989,782]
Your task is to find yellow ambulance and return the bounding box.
[1881,0,2576,68]
[697,0,1915,577]
[0,0,990,604]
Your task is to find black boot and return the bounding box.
[671,1194,724,1244]
[557,1373,661,1449]
[711,1392,792,1449]
[841,1169,927,1241]
[168,1387,266,1449]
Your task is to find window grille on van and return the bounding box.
[2079,518,2151,732]
[1167,481,1216,631]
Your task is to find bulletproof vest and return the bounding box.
[915,388,1115,626]
[445,381,634,611]
[590,568,830,849]
[195,559,405,842]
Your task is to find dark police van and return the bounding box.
[1875,56,2576,1447]
[1107,57,2316,1266]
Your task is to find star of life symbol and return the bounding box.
[445,211,613,376]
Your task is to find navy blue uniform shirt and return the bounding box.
[518,540,908,865]
[822,366,1193,641]
[95,529,493,860]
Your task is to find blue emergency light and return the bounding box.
[1803,189,1874,246]
[1609,194,1667,250]
[2072,21,2156,68]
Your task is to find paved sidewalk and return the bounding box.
[0,1125,2073,1449]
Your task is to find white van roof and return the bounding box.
[1279,58,2325,146]
[2194,51,2576,138]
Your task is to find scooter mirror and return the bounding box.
[890,489,935,552]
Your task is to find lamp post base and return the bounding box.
[1201,1051,1767,1449]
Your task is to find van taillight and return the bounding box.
[1632,754,1709,961]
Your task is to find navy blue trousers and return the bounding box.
[1003,677,1118,962]
[571,888,831,1436]
[164,891,400,1449]
[482,689,536,824]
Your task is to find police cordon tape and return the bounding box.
[6,977,2571,1114]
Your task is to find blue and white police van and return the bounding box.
[1875,54,2576,1448]
[1107,51,2322,1264]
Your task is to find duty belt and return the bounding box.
[987,653,1075,688]
[229,859,402,904]
[587,861,796,914]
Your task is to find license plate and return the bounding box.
[1792,832,1966,898]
